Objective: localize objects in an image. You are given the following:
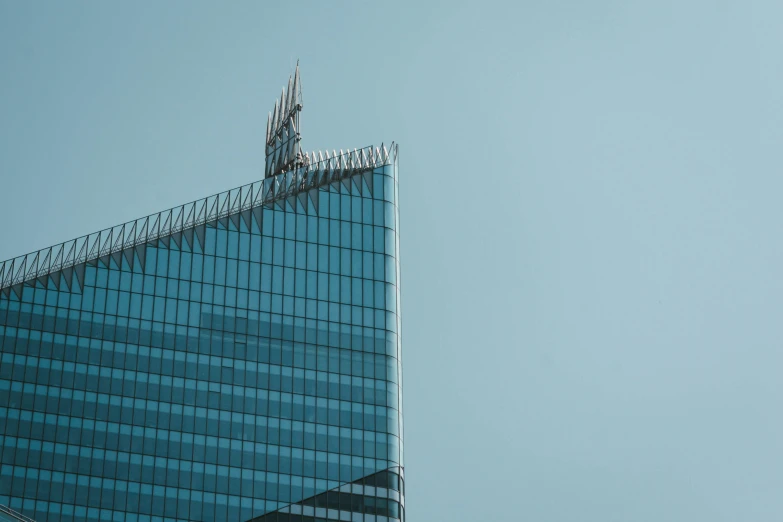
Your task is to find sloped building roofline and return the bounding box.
[0,143,396,298]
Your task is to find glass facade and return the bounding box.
[0,156,403,521]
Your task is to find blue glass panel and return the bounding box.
[0,161,402,521]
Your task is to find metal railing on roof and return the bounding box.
[0,143,395,294]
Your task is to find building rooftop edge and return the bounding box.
[0,143,397,296]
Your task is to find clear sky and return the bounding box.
[2,2,782,521]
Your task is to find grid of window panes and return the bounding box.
[0,163,403,522]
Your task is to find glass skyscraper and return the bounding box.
[0,66,404,522]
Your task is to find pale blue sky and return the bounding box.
[2,2,783,521]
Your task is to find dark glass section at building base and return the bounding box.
[0,504,36,522]
[250,467,404,522]
[0,154,403,521]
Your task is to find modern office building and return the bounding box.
[0,65,403,522]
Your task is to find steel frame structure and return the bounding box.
[0,144,396,298]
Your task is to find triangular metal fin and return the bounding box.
[308,189,319,215]
[229,212,241,231]
[297,191,308,213]
[252,207,264,232]
[123,247,135,270]
[73,263,86,292]
[110,251,123,270]
[61,266,73,292]
[134,245,147,271]
[49,270,61,290]
[182,227,194,250]
[240,209,253,232]
[363,171,374,196]
[120,251,132,271]
[351,173,363,195]
[194,225,207,251]
[285,196,297,213]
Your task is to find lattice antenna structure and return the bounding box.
[265,62,303,178]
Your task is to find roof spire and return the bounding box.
[265,61,303,178]
[293,60,301,108]
[286,75,294,115]
[270,100,279,141]
[279,87,287,124]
